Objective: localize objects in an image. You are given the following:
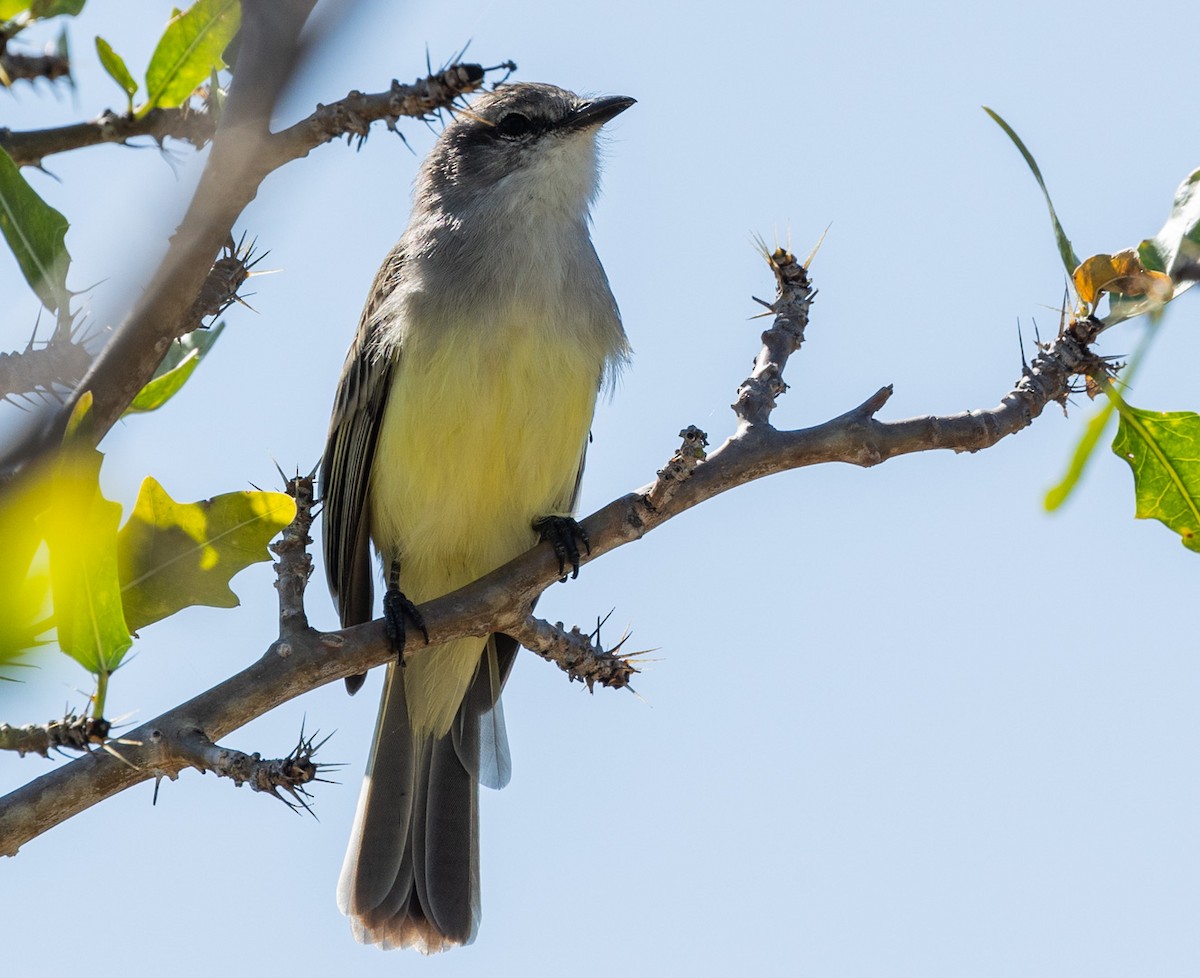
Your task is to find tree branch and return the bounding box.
[0,246,1104,855]
[0,713,109,757]
[0,47,70,89]
[168,725,324,813]
[0,326,90,403]
[0,62,502,169]
[0,106,216,168]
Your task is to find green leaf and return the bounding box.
[0,1,33,19]
[126,351,201,413]
[126,321,225,414]
[1105,168,1200,326]
[0,148,71,313]
[40,409,132,675]
[1045,401,1117,512]
[0,465,55,676]
[984,107,1080,278]
[141,0,240,114]
[30,0,85,17]
[1111,395,1200,553]
[95,36,137,110]
[117,478,295,632]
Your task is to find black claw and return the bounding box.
[534,515,590,582]
[383,586,428,664]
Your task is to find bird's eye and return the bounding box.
[496,112,533,137]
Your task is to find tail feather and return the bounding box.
[421,730,480,942]
[337,663,414,913]
[340,646,514,953]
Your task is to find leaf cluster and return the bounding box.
[0,1,289,718]
[987,109,1200,551]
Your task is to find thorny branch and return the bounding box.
[184,234,264,330]
[0,105,215,168]
[508,616,638,691]
[0,713,110,757]
[0,241,1111,855]
[167,725,327,813]
[272,470,316,640]
[735,247,816,428]
[0,62,505,169]
[0,326,90,403]
[0,230,259,409]
[0,47,71,88]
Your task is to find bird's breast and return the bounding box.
[369,298,603,604]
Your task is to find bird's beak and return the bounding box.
[563,95,636,132]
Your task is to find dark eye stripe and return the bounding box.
[496,112,534,137]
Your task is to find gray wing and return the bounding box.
[322,247,404,632]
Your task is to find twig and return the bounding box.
[0,62,498,169]
[0,327,91,402]
[508,615,638,691]
[267,63,492,163]
[644,425,708,512]
[0,106,216,168]
[0,713,110,757]
[169,725,326,813]
[271,472,315,641]
[183,234,263,330]
[0,48,70,89]
[734,247,817,427]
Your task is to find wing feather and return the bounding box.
[321,247,405,629]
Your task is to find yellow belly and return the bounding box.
[369,316,599,737]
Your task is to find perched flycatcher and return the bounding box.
[322,82,633,952]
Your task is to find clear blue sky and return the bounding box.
[3,1,1199,975]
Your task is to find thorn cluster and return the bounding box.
[184,233,267,331]
[0,712,110,757]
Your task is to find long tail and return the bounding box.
[337,661,479,953]
[337,636,516,953]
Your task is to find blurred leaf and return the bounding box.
[126,351,201,413]
[40,401,132,675]
[0,465,55,677]
[117,478,295,632]
[95,36,137,110]
[141,0,240,114]
[984,107,1080,278]
[1073,249,1173,312]
[1149,167,1200,275]
[0,1,33,18]
[126,321,225,414]
[30,0,84,16]
[1045,402,1117,512]
[0,147,71,313]
[1105,168,1200,326]
[1111,393,1200,553]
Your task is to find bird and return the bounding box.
[321,81,633,952]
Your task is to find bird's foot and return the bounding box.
[383,586,429,664]
[533,515,590,582]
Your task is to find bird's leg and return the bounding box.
[533,515,591,582]
[383,560,429,663]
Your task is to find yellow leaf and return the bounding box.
[1073,249,1174,312]
[117,478,296,632]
